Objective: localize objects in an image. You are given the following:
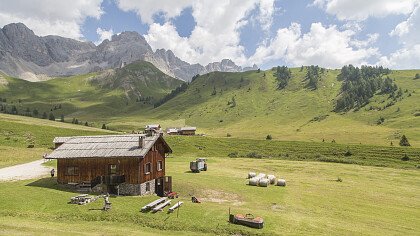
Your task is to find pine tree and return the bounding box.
[48,113,55,121]
[11,105,18,114]
[42,112,48,119]
[84,121,88,126]
[72,118,76,124]
[75,119,79,125]
[101,124,107,129]
[60,114,64,122]
[399,135,410,146]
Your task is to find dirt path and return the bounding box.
[0,160,50,181]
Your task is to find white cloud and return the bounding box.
[138,0,262,65]
[313,0,419,21]
[350,33,379,49]
[258,0,275,32]
[0,0,103,39]
[117,0,193,24]
[95,28,114,45]
[381,6,420,68]
[390,6,420,46]
[249,22,379,68]
[378,44,420,69]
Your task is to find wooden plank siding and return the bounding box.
[56,139,166,185]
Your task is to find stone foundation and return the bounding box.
[118,180,155,196]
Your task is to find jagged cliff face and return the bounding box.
[0,23,257,81]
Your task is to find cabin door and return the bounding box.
[155,177,164,197]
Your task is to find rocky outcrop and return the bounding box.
[0,23,257,82]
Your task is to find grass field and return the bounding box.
[0,144,419,235]
[0,116,419,235]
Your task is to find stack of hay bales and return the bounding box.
[247,172,279,187]
[248,172,286,187]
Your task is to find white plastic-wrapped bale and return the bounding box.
[259,178,270,187]
[267,175,276,184]
[248,172,257,179]
[249,177,259,186]
[256,173,266,179]
[277,179,286,186]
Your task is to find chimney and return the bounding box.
[139,136,145,148]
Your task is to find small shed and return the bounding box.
[179,127,196,135]
[46,134,172,196]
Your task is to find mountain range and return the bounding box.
[0,23,257,82]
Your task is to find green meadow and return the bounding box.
[0,115,419,235]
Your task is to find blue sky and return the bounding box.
[0,0,419,69]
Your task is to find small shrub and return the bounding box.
[344,149,352,157]
[226,133,232,137]
[266,134,272,140]
[336,177,343,182]
[401,154,410,161]
[228,152,238,158]
[246,152,263,158]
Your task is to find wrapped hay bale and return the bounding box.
[248,172,257,179]
[249,177,259,186]
[277,179,286,187]
[267,175,276,184]
[256,173,266,179]
[258,178,270,187]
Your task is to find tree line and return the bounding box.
[335,65,393,111]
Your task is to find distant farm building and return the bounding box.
[178,127,196,135]
[46,134,172,196]
[166,128,179,135]
[166,127,197,135]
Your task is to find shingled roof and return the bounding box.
[46,134,171,159]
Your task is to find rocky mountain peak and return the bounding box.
[0,23,257,82]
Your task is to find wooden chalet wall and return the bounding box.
[56,138,166,185]
[140,138,166,183]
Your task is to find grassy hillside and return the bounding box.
[143,68,419,146]
[0,114,113,167]
[0,65,419,146]
[0,61,182,124]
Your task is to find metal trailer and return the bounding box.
[190,158,207,173]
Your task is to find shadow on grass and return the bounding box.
[26,177,82,194]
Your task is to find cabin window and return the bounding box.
[157,161,163,171]
[66,166,79,176]
[145,182,150,192]
[145,162,151,174]
[109,164,117,175]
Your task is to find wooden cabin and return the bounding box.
[179,127,196,135]
[46,134,172,196]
